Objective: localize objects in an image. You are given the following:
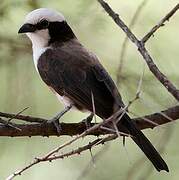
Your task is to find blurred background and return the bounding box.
[0,0,179,179]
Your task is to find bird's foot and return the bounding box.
[81,113,94,129]
[47,116,62,135]
[47,105,72,135]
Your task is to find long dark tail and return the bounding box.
[120,114,169,172]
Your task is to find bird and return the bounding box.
[18,8,169,172]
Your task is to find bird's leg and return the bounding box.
[47,105,72,134]
[81,113,94,129]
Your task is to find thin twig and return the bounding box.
[7,107,29,123]
[130,111,159,128]
[0,118,21,131]
[117,0,149,83]
[6,135,117,180]
[0,111,46,123]
[136,63,145,98]
[91,91,97,123]
[98,0,179,102]
[76,144,109,180]
[142,3,179,43]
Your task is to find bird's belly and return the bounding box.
[47,86,72,107]
[55,92,89,113]
[48,86,88,112]
[55,93,72,107]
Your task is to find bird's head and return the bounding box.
[18,8,75,48]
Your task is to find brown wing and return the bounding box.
[37,41,124,118]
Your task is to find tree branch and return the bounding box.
[142,3,179,43]
[117,0,149,82]
[98,0,179,101]
[6,135,116,180]
[0,105,178,137]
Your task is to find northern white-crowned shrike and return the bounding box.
[18,8,168,172]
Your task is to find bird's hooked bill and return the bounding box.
[18,23,36,34]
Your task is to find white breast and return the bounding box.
[26,30,50,72]
[55,93,73,107]
[33,47,49,71]
[26,30,74,108]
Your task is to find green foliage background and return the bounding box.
[0,0,179,179]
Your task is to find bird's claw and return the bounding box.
[47,117,62,135]
[46,105,72,135]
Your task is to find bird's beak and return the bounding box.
[18,23,36,34]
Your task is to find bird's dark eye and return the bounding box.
[37,19,49,30]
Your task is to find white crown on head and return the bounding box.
[25,8,65,24]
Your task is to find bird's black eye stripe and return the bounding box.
[36,19,49,30]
